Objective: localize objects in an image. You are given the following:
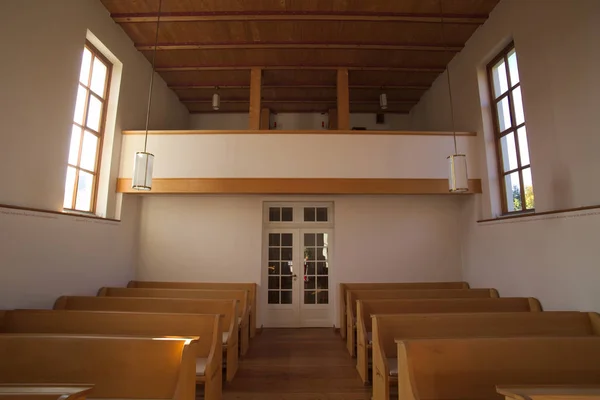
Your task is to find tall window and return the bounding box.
[64,42,112,212]
[488,43,534,214]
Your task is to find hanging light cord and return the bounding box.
[439,0,459,155]
[143,0,163,152]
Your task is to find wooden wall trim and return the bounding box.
[121,129,477,137]
[116,178,482,195]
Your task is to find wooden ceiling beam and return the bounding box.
[112,12,487,25]
[181,100,417,104]
[157,66,445,73]
[169,85,429,90]
[136,42,462,52]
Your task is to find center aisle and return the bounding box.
[221,328,372,400]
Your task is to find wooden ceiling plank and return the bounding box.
[136,42,462,52]
[156,66,445,73]
[112,12,487,24]
[181,100,418,104]
[169,84,429,90]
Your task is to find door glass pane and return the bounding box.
[305,247,315,260]
[492,59,509,98]
[86,95,103,132]
[269,233,280,246]
[304,291,316,304]
[304,276,316,289]
[317,276,329,290]
[304,207,316,221]
[80,131,99,172]
[68,125,82,165]
[505,172,522,212]
[317,291,329,304]
[317,248,327,260]
[316,207,328,221]
[507,49,520,85]
[268,262,280,275]
[281,261,292,275]
[80,48,93,85]
[522,168,535,210]
[268,291,279,304]
[281,207,293,221]
[268,248,280,260]
[517,127,530,166]
[305,262,315,275]
[281,247,293,261]
[317,233,326,246]
[281,291,292,304]
[63,167,77,209]
[281,276,293,289]
[75,170,94,212]
[317,262,328,275]
[496,97,512,132]
[304,233,315,246]
[513,86,525,126]
[73,85,87,125]
[281,233,293,246]
[90,58,108,97]
[500,132,518,172]
[268,276,280,290]
[269,207,280,221]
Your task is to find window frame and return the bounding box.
[486,42,533,215]
[64,40,113,214]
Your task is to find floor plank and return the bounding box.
[220,328,372,400]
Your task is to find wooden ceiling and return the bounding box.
[100,0,499,114]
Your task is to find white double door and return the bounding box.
[263,228,332,327]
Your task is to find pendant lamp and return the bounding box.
[212,89,220,111]
[440,0,469,193]
[132,0,163,191]
[379,93,388,110]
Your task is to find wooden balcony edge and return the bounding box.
[121,129,477,137]
[117,178,482,195]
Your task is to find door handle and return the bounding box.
[292,274,298,280]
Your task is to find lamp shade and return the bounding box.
[132,151,154,191]
[212,93,220,110]
[448,154,469,192]
[379,93,388,110]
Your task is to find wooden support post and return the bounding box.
[328,108,338,130]
[337,68,350,130]
[249,68,262,130]
[260,108,270,130]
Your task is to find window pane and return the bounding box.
[500,132,519,172]
[268,233,280,247]
[68,125,82,165]
[268,248,280,261]
[492,59,509,98]
[74,170,94,211]
[522,168,535,210]
[305,248,315,261]
[317,262,328,275]
[268,291,279,304]
[505,172,522,212]
[517,127,530,166]
[303,291,315,304]
[80,48,93,85]
[304,233,315,247]
[80,131,99,172]
[507,49,520,85]
[305,262,315,275]
[269,207,280,222]
[281,291,292,304]
[73,85,87,125]
[304,276,316,290]
[268,262,280,275]
[317,276,329,290]
[63,167,77,209]
[281,233,293,246]
[496,97,512,132]
[86,95,103,132]
[304,207,316,222]
[281,207,293,221]
[268,276,280,290]
[281,247,292,261]
[513,86,525,126]
[316,207,328,221]
[317,233,326,246]
[90,58,108,97]
[281,262,292,275]
[317,291,328,304]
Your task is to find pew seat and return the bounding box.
[98,287,251,356]
[497,385,600,400]
[0,385,93,400]
[0,335,197,400]
[1,309,222,400]
[395,337,600,400]
[371,311,599,400]
[53,296,239,383]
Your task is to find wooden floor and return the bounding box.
[220,328,372,400]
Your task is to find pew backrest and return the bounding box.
[2,309,221,359]
[53,296,237,344]
[0,335,197,400]
[0,385,94,400]
[396,337,600,400]
[338,282,469,336]
[497,385,600,400]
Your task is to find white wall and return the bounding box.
[0,0,189,308]
[136,195,464,327]
[410,0,600,311]
[189,112,411,130]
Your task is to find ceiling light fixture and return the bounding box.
[379,92,388,110]
[132,0,163,191]
[440,0,469,193]
[212,87,220,111]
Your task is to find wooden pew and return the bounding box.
[395,337,600,400]
[371,311,600,400]
[338,282,469,339]
[98,287,251,357]
[0,385,93,400]
[497,385,600,400]
[1,310,222,400]
[346,288,498,356]
[358,297,541,387]
[0,335,197,400]
[54,296,239,382]
[128,281,258,338]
